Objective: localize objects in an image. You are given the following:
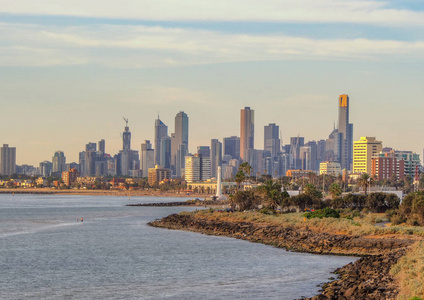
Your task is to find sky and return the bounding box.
[1,0,424,166]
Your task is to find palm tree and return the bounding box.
[329,183,342,199]
[357,173,373,196]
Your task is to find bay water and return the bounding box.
[0,194,356,299]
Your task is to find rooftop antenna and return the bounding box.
[123,117,129,127]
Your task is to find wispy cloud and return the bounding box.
[1,22,423,68]
[1,0,424,27]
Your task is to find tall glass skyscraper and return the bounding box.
[154,116,168,166]
[240,107,254,162]
[338,95,353,170]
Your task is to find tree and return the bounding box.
[256,180,288,210]
[303,183,323,200]
[357,173,373,196]
[329,183,342,199]
[235,170,245,190]
[229,190,260,211]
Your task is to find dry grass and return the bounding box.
[182,210,424,238]
[391,241,424,300]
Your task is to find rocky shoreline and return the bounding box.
[148,213,415,300]
[126,200,228,207]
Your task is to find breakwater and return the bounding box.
[149,213,415,299]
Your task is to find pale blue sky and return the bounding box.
[1,0,424,165]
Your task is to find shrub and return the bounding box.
[304,207,340,219]
[259,207,276,215]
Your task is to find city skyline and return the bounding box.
[1,1,424,165]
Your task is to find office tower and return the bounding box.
[86,142,97,152]
[306,141,318,171]
[264,123,280,157]
[39,161,52,177]
[98,139,105,154]
[317,140,326,165]
[197,146,210,158]
[171,111,189,174]
[320,162,342,176]
[123,118,131,150]
[223,136,240,160]
[249,149,264,176]
[176,144,187,178]
[0,144,16,175]
[160,136,172,169]
[211,139,222,179]
[119,120,139,176]
[353,137,382,174]
[338,95,354,170]
[299,146,312,171]
[289,136,304,169]
[141,140,155,177]
[52,151,66,173]
[154,116,168,166]
[185,154,211,183]
[240,107,254,162]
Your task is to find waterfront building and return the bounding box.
[154,116,168,166]
[240,107,254,162]
[52,151,66,173]
[185,154,211,183]
[141,140,155,177]
[353,137,383,174]
[62,168,80,186]
[319,162,342,176]
[286,169,313,180]
[264,123,280,157]
[210,139,222,179]
[223,136,240,160]
[148,165,171,186]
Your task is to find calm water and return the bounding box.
[0,194,356,299]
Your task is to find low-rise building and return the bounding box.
[148,165,171,186]
[319,162,342,176]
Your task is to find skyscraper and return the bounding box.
[0,144,16,176]
[160,136,172,169]
[141,140,155,177]
[223,136,240,160]
[98,139,105,154]
[338,94,353,170]
[210,139,222,178]
[123,118,131,151]
[240,107,254,162]
[154,116,168,166]
[52,151,66,173]
[264,123,280,157]
[171,111,189,176]
[197,146,210,158]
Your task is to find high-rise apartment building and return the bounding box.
[223,136,240,160]
[185,154,211,183]
[148,165,171,186]
[141,140,155,177]
[264,123,280,157]
[98,139,105,154]
[353,137,382,174]
[371,152,404,181]
[0,144,16,176]
[210,139,222,178]
[240,107,254,162]
[39,161,52,177]
[154,116,168,166]
[337,94,354,170]
[52,151,66,173]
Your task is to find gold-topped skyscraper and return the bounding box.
[337,94,353,170]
